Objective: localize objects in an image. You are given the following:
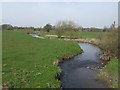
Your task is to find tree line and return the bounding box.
[1,20,106,32]
[1,20,117,36]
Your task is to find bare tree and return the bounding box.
[55,20,80,38]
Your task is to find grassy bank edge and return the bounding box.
[55,49,83,88]
[96,58,118,88]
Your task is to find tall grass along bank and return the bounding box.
[97,58,118,88]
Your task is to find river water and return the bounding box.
[59,43,107,88]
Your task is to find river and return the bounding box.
[59,43,107,88]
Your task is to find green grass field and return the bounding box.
[97,59,118,88]
[2,30,81,88]
[39,30,103,39]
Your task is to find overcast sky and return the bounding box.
[2,2,118,28]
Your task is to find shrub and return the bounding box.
[54,20,80,38]
[98,28,118,56]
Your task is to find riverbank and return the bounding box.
[63,38,115,61]
[97,58,118,88]
[62,38,118,88]
[2,30,82,88]
[70,38,118,88]
[78,38,118,88]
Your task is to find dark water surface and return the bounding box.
[59,43,107,88]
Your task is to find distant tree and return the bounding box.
[14,26,19,29]
[2,24,13,30]
[43,24,53,32]
[78,26,83,31]
[110,21,116,29]
[55,21,65,38]
[0,25,2,30]
[29,27,34,30]
[54,20,80,38]
[103,26,108,32]
[38,27,43,31]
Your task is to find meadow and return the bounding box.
[2,30,82,88]
[2,28,118,88]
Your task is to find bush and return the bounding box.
[54,20,80,38]
[98,28,118,56]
